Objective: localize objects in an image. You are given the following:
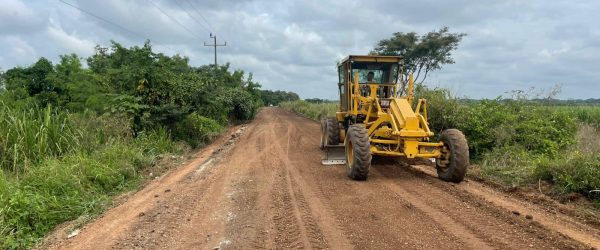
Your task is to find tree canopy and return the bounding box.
[260,90,299,106]
[1,41,265,137]
[370,27,465,86]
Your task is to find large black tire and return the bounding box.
[436,129,470,183]
[320,117,340,148]
[345,124,372,180]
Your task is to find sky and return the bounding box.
[0,0,599,99]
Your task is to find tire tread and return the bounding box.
[346,124,372,180]
[436,129,469,183]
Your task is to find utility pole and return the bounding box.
[203,33,226,66]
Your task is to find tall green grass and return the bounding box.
[0,104,78,173]
[552,105,600,128]
[279,100,337,121]
[0,105,184,249]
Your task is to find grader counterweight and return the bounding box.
[320,55,469,182]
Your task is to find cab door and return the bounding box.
[338,64,348,111]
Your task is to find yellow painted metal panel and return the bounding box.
[403,140,419,158]
[370,148,441,158]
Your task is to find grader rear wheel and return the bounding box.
[345,124,371,180]
[436,129,469,183]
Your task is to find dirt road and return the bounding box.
[50,107,600,249]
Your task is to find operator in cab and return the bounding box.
[367,71,375,83]
[361,71,375,96]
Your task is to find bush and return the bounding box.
[416,86,578,158]
[536,153,600,196]
[225,87,261,121]
[172,113,223,148]
[414,85,461,134]
[196,87,260,124]
[534,124,600,200]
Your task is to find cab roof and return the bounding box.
[339,55,402,64]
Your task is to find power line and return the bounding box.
[58,0,147,40]
[57,0,181,55]
[146,0,204,40]
[173,0,211,34]
[178,0,235,57]
[182,0,217,35]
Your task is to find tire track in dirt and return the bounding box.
[369,166,493,250]
[260,115,329,249]
[221,119,274,250]
[408,164,600,249]
[371,162,584,249]
[271,166,306,248]
[223,112,331,249]
[275,116,353,249]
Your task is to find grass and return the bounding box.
[552,105,600,128]
[0,104,78,173]
[0,105,186,249]
[279,100,337,121]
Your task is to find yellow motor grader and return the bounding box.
[320,55,469,182]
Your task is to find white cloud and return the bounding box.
[0,0,46,34]
[283,24,323,44]
[46,18,95,56]
[0,0,33,18]
[1,36,37,65]
[0,0,599,99]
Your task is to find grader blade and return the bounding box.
[322,145,346,165]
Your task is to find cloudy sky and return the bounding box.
[1,0,599,99]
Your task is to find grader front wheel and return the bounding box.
[345,124,372,180]
[320,117,340,149]
[436,129,470,183]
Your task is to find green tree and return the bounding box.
[370,27,466,86]
[3,57,63,106]
[260,90,299,106]
[47,54,107,111]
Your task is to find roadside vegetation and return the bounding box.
[279,100,337,121]
[0,41,273,249]
[415,86,600,204]
[259,90,299,106]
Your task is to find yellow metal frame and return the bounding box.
[336,55,444,159]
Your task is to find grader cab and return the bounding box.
[320,55,469,182]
